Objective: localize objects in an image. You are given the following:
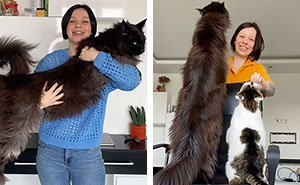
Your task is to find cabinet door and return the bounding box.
[114,175,147,185]
[5,174,40,185]
[153,92,168,124]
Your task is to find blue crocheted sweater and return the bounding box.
[35,49,141,149]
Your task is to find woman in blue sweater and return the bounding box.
[35,4,141,185]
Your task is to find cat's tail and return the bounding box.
[0,36,36,76]
[242,128,268,185]
[154,114,221,185]
[153,145,201,185]
[0,163,8,185]
[245,173,268,185]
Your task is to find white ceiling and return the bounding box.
[153,0,300,73]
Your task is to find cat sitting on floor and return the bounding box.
[0,18,146,185]
[226,81,268,185]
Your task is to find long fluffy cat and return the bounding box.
[0,19,146,185]
[226,82,268,185]
[153,2,230,185]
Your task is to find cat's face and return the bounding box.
[235,82,264,113]
[236,82,264,102]
[197,2,229,18]
[121,19,146,56]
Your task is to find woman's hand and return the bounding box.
[79,46,99,62]
[251,72,275,97]
[40,82,64,109]
[251,72,268,90]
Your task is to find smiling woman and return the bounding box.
[34,4,142,185]
[226,22,275,98]
[210,22,276,184]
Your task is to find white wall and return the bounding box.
[103,0,147,134]
[264,73,300,159]
[153,73,182,107]
[0,0,147,135]
[153,71,300,160]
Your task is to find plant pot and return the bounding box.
[130,123,146,140]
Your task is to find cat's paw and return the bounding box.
[230,177,242,184]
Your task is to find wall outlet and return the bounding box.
[275,118,287,124]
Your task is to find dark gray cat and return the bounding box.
[154,2,230,185]
[0,19,146,185]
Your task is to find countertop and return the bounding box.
[5,134,147,175]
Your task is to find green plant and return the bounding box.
[129,106,146,126]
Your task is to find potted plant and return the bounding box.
[128,106,146,141]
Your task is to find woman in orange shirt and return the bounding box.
[227,22,275,97]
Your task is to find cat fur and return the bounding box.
[153,2,230,185]
[0,19,146,185]
[226,82,268,185]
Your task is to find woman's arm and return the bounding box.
[251,72,275,97]
[261,81,275,97]
[80,47,141,91]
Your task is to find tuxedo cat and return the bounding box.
[226,82,268,185]
[154,2,230,185]
[0,19,146,185]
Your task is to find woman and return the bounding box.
[35,4,141,185]
[227,22,275,97]
[209,22,275,184]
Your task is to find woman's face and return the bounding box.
[234,27,257,58]
[67,8,92,46]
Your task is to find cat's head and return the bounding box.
[240,128,261,143]
[235,81,264,112]
[121,19,147,57]
[196,2,229,18]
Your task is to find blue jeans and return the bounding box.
[36,140,105,185]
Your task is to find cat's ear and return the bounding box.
[235,94,244,101]
[136,18,147,30]
[254,93,264,102]
[254,96,263,102]
[196,8,206,16]
[121,19,129,36]
[222,2,225,6]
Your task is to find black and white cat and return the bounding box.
[226,81,268,185]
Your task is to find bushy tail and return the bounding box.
[153,143,202,185]
[153,116,220,185]
[0,36,36,76]
[0,163,8,185]
[241,128,268,185]
[245,173,268,185]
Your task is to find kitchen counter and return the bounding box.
[4,134,147,175]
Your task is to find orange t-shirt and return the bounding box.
[226,56,272,84]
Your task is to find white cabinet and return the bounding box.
[106,174,147,185]
[6,174,144,185]
[153,113,175,167]
[153,91,175,167]
[5,174,40,185]
[153,92,168,125]
[164,112,175,142]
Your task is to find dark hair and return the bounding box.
[61,4,97,40]
[230,22,264,61]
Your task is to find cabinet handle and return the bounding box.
[104,162,134,166]
[14,162,36,166]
